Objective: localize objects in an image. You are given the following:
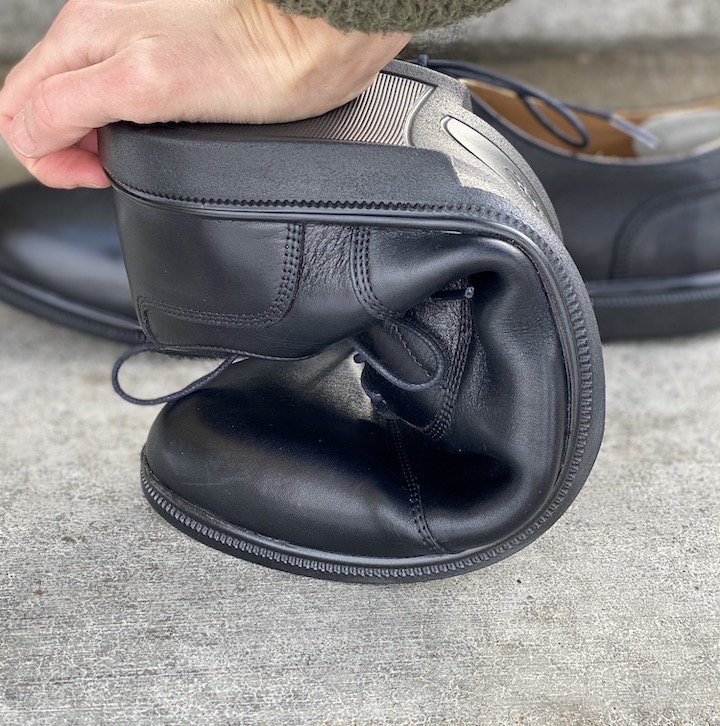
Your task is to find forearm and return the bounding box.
[273,0,511,33]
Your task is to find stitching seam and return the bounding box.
[138,223,303,329]
[391,322,434,378]
[389,420,446,554]
[424,294,473,441]
[350,227,396,320]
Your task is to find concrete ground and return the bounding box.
[1,55,720,724]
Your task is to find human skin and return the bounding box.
[0,0,410,189]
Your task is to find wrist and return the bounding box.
[238,0,410,119]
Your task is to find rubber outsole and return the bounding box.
[0,270,143,345]
[141,447,583,584]
[588,269,720,340]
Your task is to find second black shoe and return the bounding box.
[428,58,720,339]
[0,182,139,342]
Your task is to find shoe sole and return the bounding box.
[140,445,584,584]
[589,270,720,340]
[0,269,143,344]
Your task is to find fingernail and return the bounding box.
[11,109,37,157]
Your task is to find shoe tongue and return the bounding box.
[359,283,473,440]
[633,108,720,158]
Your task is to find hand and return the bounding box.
[0,0,410,189]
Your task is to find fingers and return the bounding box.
[24,148,110,189]
[7,50,163,160]
[0,42,77,122]
[0,46,166,188]
[0,43,44,118]
[0,1,122,187]
[0,1,114,121]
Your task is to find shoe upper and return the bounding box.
[145,348,447,559]
[144,339,583,559]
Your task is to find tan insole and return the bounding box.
[464,79,720,157]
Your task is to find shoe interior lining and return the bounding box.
[464,78,720,158]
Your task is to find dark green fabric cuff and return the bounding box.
[272,0,511,33]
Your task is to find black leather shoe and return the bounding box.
[427,58,720,339]
[103,60,605,581]
[0,182,140,342]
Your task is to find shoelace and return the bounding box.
[418,56,659,151]
[111,286,474,406]
[111,344,241,406]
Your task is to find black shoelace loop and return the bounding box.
[112,325,446,406]
[111,343,240,406]
[352,317,447,393]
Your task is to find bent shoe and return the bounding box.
[102,60,605,581]
[428,58,720,339]
[0,182,140,342]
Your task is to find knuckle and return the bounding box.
[117,49,171,123]
[53,0,83,32]
[57,0,91,21]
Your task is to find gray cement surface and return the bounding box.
[412,0,720,57]
[1,55,720,724]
